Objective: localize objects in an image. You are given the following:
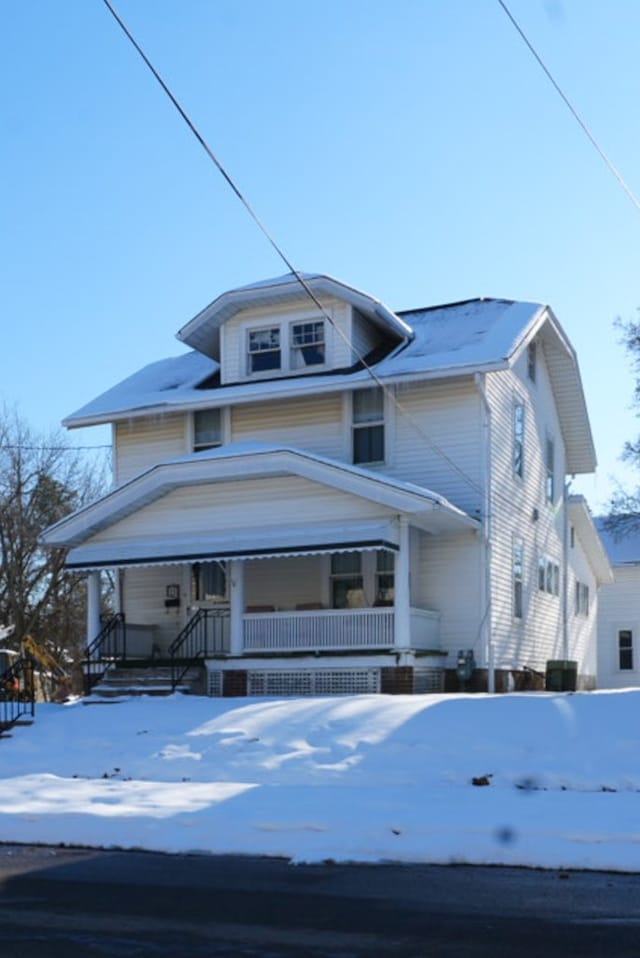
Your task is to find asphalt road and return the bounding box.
[1,844,640,957]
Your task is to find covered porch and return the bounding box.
[42,444,479,691]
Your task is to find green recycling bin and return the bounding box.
[545,659,577,692]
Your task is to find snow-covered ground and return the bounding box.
[1,690,639,872]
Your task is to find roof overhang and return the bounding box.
[568,496,613,584]
[43,444,479,560]
[511,308,596,475]
[176,273,413,359]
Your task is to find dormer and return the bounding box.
[176,272,412,385]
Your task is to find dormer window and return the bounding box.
[248,327,281,373]
[291,321,325,368]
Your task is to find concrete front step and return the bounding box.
[87,665,203,699]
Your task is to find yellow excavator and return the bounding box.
[21,635,71,702]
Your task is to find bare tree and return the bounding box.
[605,315,640,539]
[0,405,107,665]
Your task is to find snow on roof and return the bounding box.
[176,271,413,357]
[386,298,545,376]
[64,295,545,428]
[64,351,218,425]
[595,517,640,565]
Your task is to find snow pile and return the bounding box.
[1,691,639,871]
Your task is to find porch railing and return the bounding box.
[243,607,396,653]
[0,658,35,733]
[83,613,126,694]
[169,608,229,690]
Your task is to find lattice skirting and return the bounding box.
[207,666,445,697]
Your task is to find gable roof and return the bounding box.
[568,497,612,584]
[595,516,640,565]
[42,442,479,557]
[62,273,595,474]
[176,272,413,359]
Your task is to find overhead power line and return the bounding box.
[497,0,640,214]
[100,0,487,501]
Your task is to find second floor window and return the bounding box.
[193,409,223,451]
[248,327,281,373]
[513,402,525,478]
[352,387,385,464]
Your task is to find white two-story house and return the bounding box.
[43,272,608,695]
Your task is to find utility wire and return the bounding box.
[497,0,640,213]
[100,0,487,503]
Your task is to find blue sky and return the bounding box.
[2,0,640,510]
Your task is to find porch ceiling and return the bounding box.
[65,520,398,571]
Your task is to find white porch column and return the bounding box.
[394,518,411,650]
[229,559,245,657]
[86,571,102,651]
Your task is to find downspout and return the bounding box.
[562,480,570,661]
[475,373,495,693]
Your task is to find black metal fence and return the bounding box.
[0,658,35,733]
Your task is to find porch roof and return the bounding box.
[43,444,479,559]
[64,520,398,571]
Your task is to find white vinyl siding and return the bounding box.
[120,565,185,653]
[351,309,384,363]
[419,530,482,656]
[115,415,187,486]
[597,566,640,688]
[220,298,351,384]
[390,379,483,516]
[485,347,567,672]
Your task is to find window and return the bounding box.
[193,408,223,451]
[575,581,589,617]
[527,341,537,382]
[545,436,555,503]
[352,388,385,464]
[513,402,525,478]
[330,553,364,608]
[248,327,280,373]
[193,561,226,602]
[570,525,575,549]
[513,539,524,619]
[538,556,559,597]
[374,551,395,606]
[291,321,325,368]
[619,630,633,670]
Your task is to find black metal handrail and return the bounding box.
[83,613,126,694]
[0,658,35,733]
[169,608,229,690]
